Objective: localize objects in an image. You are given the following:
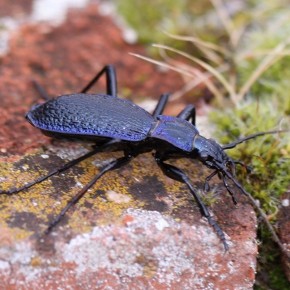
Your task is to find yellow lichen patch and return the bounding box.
[0,223,33,242]
[0,144,220,240]
[0,150,84,235]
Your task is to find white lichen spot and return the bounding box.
[51,146,89,161]
[21,164,29,171]
[92,158,115,168]
[226,260,236,275]
[0,241,47,283]
[98,1,115,16]
[61,227,144,277]
[75,181,83,188]
[106,190,131,203]
[155,217,169,231]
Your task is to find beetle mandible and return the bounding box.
[1,65,289,256]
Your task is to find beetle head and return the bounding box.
[193,135,235,173]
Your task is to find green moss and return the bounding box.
[115,0,212,48]
[210,101,289,209]
[210,101,290,288]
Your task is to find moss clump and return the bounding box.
[210,100,289,289]
[210,100,289,211]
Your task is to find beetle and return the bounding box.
[1,65,289,256]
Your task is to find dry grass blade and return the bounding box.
[130,52,224,104]
[163,31,228,64]
[152,44,236,102]
[237,38,290,102]
[156,47,228,102]
[210,0,238,47]
[239,50,290,59]
[164,31,229,55]
[129,52,196,78]
[168,60,229,103]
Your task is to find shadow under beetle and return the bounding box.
[1,65,289,256]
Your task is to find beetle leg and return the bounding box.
[152,93,170,118]
[152,95,196,125]
[222,175,238,205]
[80,65,118,97]
[176,104,196,125]
[32,80,50,101]
[233,160,252,173]
[45,153,135,234]
[155,154,229,251]
[204,170,218,192]
[0,140,121,196]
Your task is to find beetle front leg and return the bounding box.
[221,175,238,205]
[154,153,229,251]
[204,170,218,192]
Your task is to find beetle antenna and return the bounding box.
[222,129,289,150]
[223,170,290,259]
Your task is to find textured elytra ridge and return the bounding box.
[27,94,154,141]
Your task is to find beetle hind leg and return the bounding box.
[0,148,101,196]
[152,93,170,117]
[151,94,196,126]
[80,65,118,97]
[0,140,119,196]
[45,153,134,234]
[32,80,50,101]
